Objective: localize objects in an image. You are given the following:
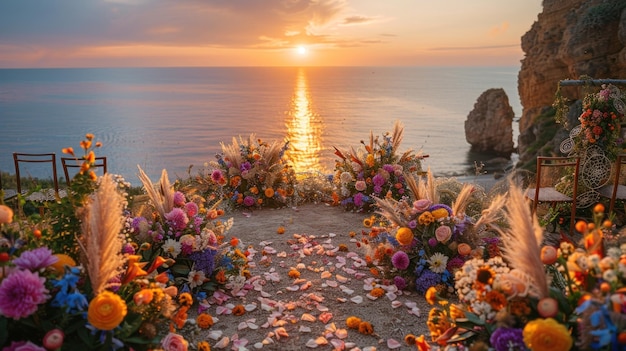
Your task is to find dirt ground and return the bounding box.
[188,203,433,350]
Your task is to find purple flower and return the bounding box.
[243,195,256,207]
[408,220,417,229]
[489,327,527,351]
[240,162,252,172]
[132,216,149,234]
[353,193,365,207]
[414,269,441,294]
[122,243,135,255]
[391,251,410,270]
[446,256,465,271]
[393,276,407,290]
[373,185,382,194]
[211,169,224,182]
[0,269,49,319]
[383,164,395,173]
[372,174,385,187]
[13,247,58,271]
[428,204,453,216]
[165,208,189,231]
[2,341,47,351]
[428,237,438,247]
[188,248,217,276]
[173,191,186,207]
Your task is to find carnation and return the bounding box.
[173,191,186,206]
[13,247,58,271]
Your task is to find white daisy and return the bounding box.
[187,270,207,289]
[162,238,182,258]
[428,252,449,274]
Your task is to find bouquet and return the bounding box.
[332,120,425,211]
[191,135,297,210]
[0,135,194,350]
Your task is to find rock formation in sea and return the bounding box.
[465,88,515,156]
[516,0,626,168]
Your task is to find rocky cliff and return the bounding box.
[465,88,515,156]
[517,0,626,167]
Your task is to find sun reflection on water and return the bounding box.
[285,69,325,175]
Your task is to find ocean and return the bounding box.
[0,66,521,186]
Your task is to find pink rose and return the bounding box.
[435,226,452,243]
[355,180,367,192]
[161,332,189,351]
[413,199,432,213]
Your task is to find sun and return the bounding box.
[296,46,308,55]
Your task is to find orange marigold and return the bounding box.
[370,287,385,298]
[288,269,301,279]
[198,341,211,351]
[358,321,374,335]
[395,227,414,246]
[346,316,362,329]
[338,244,349,252]
[232,304,245,316]
[197,313,214,329]
[277,226,286,234]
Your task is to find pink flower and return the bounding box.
[243,196,255,207]
[435,226,452,243]
[0,269,49,319]
[2,341,46,351]
[184,202,199,217]
[173,191,186,207]
[161,332,189,351]
[211,169,224,182]
[355,180,367,192]
[413,199,432,212]
[13,247,58,271]
[391,251,410,270]
[165,208,189,231]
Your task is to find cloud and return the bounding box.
[489,21,510,36]
[429,44,519,51]
[342,15,376,25]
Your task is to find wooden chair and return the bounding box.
[13,152,59,199]
[525,156,580,234]
[61,156,107,185]
[598,153,626,214]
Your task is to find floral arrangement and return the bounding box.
[574,84,626,161]
[416,185,626,351]
[128,166,247,300]
[190,134,297,209]
[0,136,200,350]
[358,170,494,295]
[332,120,425,211]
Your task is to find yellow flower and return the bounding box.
[87,291,128,330]
[418,212,434,226]
[431,208,449,219]
[425,287,438,305]
[178,292,193,307]
[522,318,573,351]
[370,287,385,298]
[366,154,375,167]
[395,227,414,246]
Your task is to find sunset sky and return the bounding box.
[0,0,543,68]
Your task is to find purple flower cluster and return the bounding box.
[414,269,441,294]
[489,327,527,351]
[12,247,58,271]
[188,248,217,276]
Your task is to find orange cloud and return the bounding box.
[489,21,510,36]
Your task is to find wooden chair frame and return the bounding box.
[13,152,59,196]
[527,156,580,234]
[61,156,107,185]
[599,153,626,214]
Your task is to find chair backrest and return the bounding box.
[534,156,580,232]
[61,156,107,185]
[13,153,59,195]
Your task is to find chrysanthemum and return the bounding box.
[173,191,186,207]
[428,252,449,274]
[184,202,199,217]
[0,269,49,319]
[211,169,224,182]
[393,276,407,290]
[391,251,410,270]
[490,327,525,351]
[243,195,256,207]
[13,247,58,271]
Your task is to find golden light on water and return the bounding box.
[286,68,324,174]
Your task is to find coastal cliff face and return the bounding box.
[517,0,626,167]
[465,88,515,156]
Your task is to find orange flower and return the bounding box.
[370,287,385,298]
[425,287,438,305]
[277,226,285,234]
[338,244,348,252]
[198,341,211,351]
[215,270,227,284]
[178,292,193,307]
[230,237,239,247]
[358,321,374,335]
[196,313,214,329]
[232,304,245,316]
[250,186,259,195]
[62,147,75,156]
[485,290,507,310]
[133,289,154,306]
[346,316,362,329]
[87,291,128,331]
[171,306,188,329]
[395,227,414,246]
[369,267,380,277]
[264,187,275,198]
[288,269,301,279]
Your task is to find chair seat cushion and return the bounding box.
[526,187,572,202]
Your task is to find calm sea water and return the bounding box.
[0,66,521,186]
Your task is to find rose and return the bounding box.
[522,318,572,351]
[355,180,367,192]
[435,226,452,243]
[87,291,128,330]
[161,332,189,351]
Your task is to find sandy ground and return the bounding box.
[188,202,434,350]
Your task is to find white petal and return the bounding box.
[326,280,338,288]
[330,339,345,350]
[214,337,230,349]
[334,328,348,339]
[208,330,223,340]
[299,325,312,333]
[305,339,319,348]
[350,296,363,304]
[387,339,402,349]
[245,303,258,311]
[391,301,403,308]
